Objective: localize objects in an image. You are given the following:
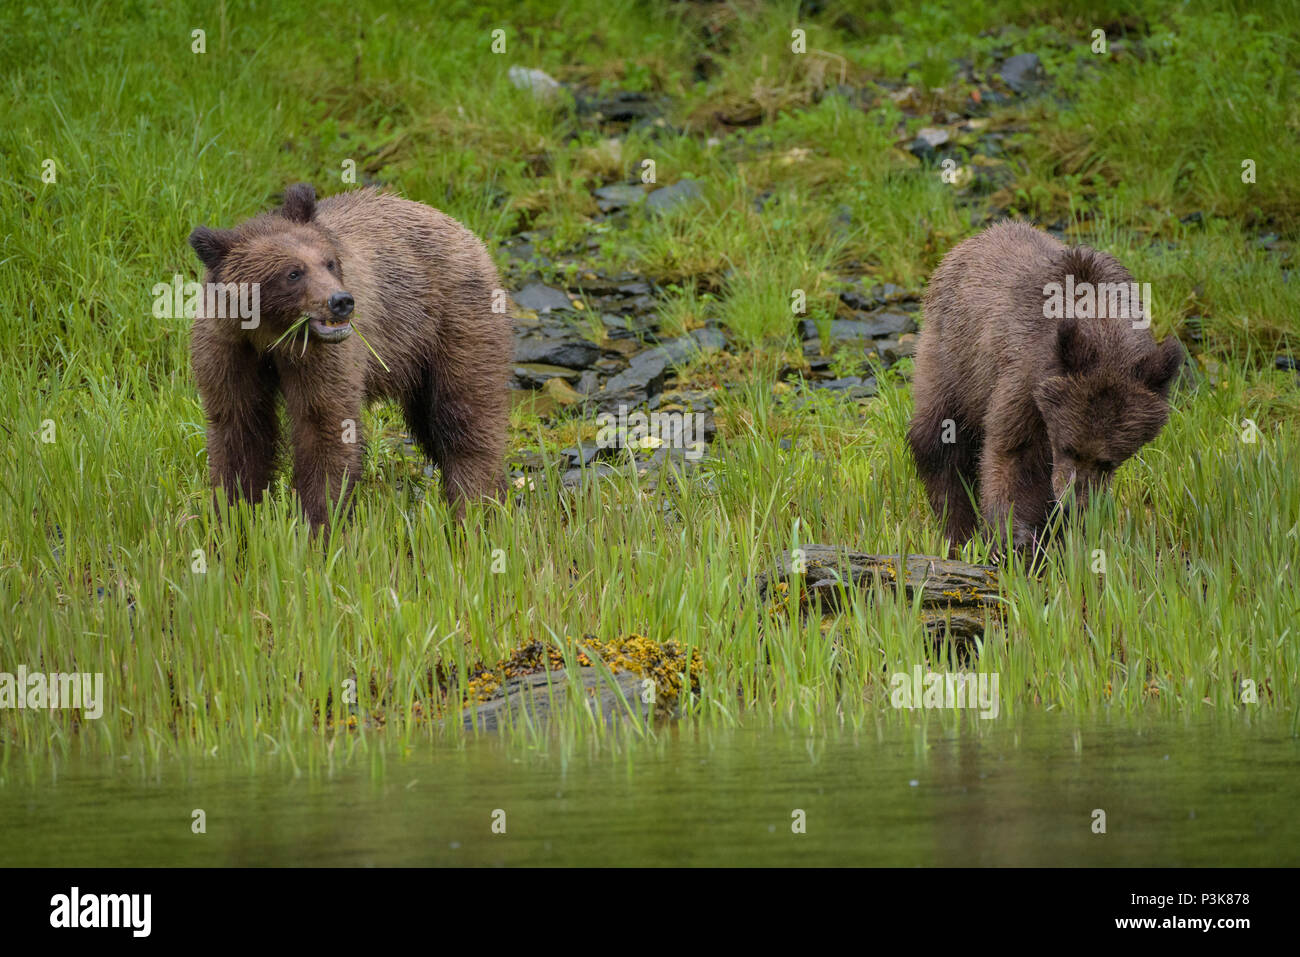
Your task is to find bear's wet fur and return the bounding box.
[907,221,1184,553]
[188,183,510,528]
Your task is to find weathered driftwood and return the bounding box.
[755,544,1003,643]
[461,669,652,732]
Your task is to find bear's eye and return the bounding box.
[287,269,302,282]
[1063,446,1080,459]
[326,260,336,272]
[1098,460,1116,472]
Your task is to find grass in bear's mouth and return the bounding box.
[269,314,391,372]
[271,314,312,356]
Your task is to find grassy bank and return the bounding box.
[1,0,1297,763]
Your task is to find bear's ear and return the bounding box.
[1032,376,1071,418]
[1056,315,1096,374]
[188,226,237,271]
[1134,336,1185,398]
[280,183,316,223]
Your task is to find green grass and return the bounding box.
[1,0,1297,765]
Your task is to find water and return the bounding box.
[2,717,1296,866]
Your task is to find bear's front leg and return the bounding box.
[280,359,365,529]
[979,385,1054,554]
[193,333,280,509]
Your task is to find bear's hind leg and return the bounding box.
[403,366,506,518]
[907,400,980,547]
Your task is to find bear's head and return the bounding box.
[1033,317,1184,515]
[188,183,355,344]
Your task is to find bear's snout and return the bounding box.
[329,291,354,319]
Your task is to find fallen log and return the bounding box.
[755,544,1003,644]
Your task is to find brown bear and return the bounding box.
[907,221,1184,553]
[187,183,511,528]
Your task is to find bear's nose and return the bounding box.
[329,291,354,318]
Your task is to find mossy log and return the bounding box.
[462,669,651,732]
[755,544,1003,643]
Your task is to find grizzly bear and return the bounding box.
[907,221,1184,553]
[188,183,511,527]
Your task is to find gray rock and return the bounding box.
[513,337,601,369]
[561,444,601,468]
[798,313,915,342]
[816,376,863,390]
[576,370,602,394]
[997,53,1046,94]
[596,350,668,410]
[594,184,647,212]
[513,363,582,388]
[578,90,662,125]
[910,126,951,161]
[875,337,917,364]
[914,127,950,149]
[508,66,563,102]
[513,282,574,313]
[637,327,729,369]
[646,179,702,213]
[690,326,728,352]
[839,288,879,311]
[562,462,621,486]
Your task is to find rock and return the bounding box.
[513,362,582,388]
[562,462,621,486]
[542,377,585,406]
[876,335,917,364]
[578,90,663,125]
[576,370,602,394]
[637,327,728,369]
[839,288,879,311]
[755,545,1002,645]
[878,283,913,302]
[690,326,728,352]
[513,282,574,313]
[997,53,1046,94]
[510,451,548,471]
[646,179,702,213]
[799,313,916,342]
[560,444,602,468]
[514,336,601,369]
[656,388,717,411]
[508,66,564,103]
[910,126,950,161]
[815,376,863,390]
[596,350,668,411]
[1276,355,1298,373]
[594,184,647,212]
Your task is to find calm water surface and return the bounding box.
[2,717,1295,866]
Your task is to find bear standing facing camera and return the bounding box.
[188,183,511,527]
[907,221,1184,554]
